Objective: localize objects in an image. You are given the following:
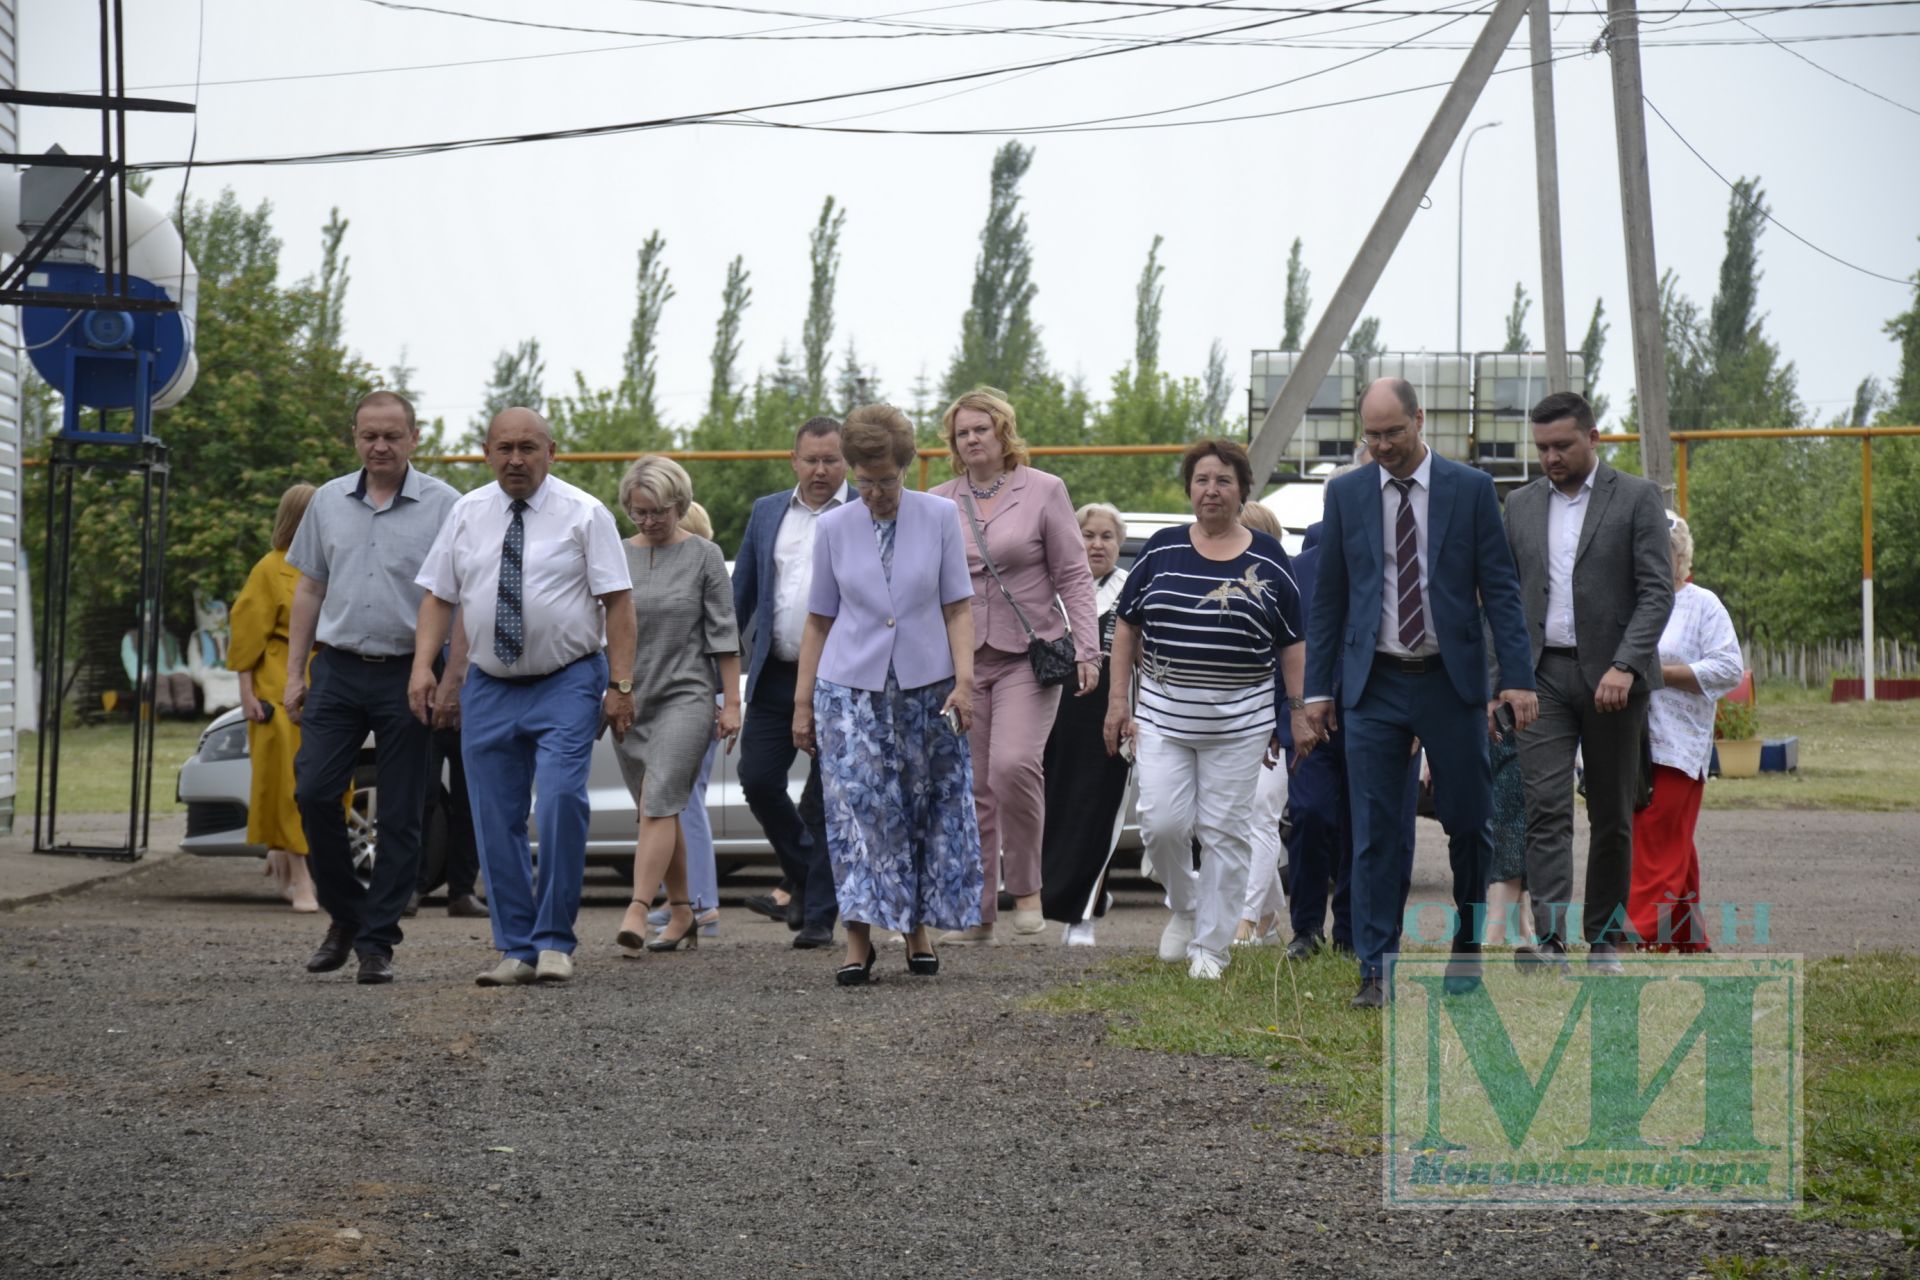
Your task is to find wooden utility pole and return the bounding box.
[1249,0,1532,484]
[1529,0,1570,393]
[1606,0,1673,489]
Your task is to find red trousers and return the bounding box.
[1628,764,1711,952]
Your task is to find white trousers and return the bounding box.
[1135,725,1268,963]
[1240,753,1289,923]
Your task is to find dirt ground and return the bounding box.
[0,810,1914,1279]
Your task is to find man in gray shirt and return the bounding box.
[285,391,459,984]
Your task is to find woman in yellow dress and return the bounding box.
[227,483,320,913]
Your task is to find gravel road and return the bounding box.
[1,813,1914,1280]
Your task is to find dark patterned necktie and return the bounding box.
[495,499,528,666]
[1389,478,1427,651]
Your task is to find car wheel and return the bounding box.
[347,767,450,893]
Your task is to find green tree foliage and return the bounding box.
[803,197,844,413]
[946,142,1044,398]
[622,231,674,437]
[683,372,809,554]
[1348,315,1384,384]
[1282,238,1310,351]
[1200,338,1234,432]
[1580,297,1610,423]
[709,255,752,423]
[1134,235,1165,379]
[26,191,370,637]
[1883,265,1920,425]
[473,338,546,437]
[310,208,350,355]
[834,338,881,417]
[1501,282,1532,354]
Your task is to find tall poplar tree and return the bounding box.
[946,142,1044,397]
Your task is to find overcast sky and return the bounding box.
[20,0,1920,439]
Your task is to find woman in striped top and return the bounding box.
[1104,439,1306,980]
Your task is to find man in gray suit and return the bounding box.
[1501,391,1672,973]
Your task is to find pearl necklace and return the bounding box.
[967,471,1008,501]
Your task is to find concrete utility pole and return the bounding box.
[1249,0,1533,484]
[1529,0,1570,393]
[1606,0,1673,490]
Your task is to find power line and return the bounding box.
[135,0,1404,168]
[1641,95,1913,286]
[1695,0,1920,114]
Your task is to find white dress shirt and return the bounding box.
[1544,466,1596,649]
[1377,448,1439,658]
[1646,582,1745,779]
[770,482,849,662]
[415,475,632,679]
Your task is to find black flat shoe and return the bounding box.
[907,948,940,976]
[305,923,357,973]
[743,893,786,922]
[356,953,395,985]
[836,947,877,987]
[647,902,701,952]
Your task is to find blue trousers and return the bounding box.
[1342,661,1492,981]
[461,653,607,963]
[1284,728,1418,949]
[293,647,430,959]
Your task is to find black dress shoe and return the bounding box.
[744,893,786,922]
[835,947,877,987]
[1284,933,1323,962]
[785,896,804,932]
[1350,977,1386,1009]
[1517,938,1571,976]
[356,953,395,985]
[305,923,357,973]
[793,922,835,950]
[446,893,489,919]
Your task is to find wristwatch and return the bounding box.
[1286,696,1308,712]
[1609,662,1633,675]
[609,678,634,695]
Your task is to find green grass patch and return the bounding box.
[1034,948,1920,1236]
[1701,681,1920,812]
[16,722,208,816]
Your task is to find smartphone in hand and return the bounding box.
[940,706,962,735]
[1493,700,1517,741]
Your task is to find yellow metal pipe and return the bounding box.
[1675,440,1689,519]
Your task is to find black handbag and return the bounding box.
[960,493,1077,688]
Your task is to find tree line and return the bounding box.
[19,145,1918,668]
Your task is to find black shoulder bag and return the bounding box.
[959,493,1077,688]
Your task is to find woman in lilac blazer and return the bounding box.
[793,405,984,987]
[930,389,1099,944]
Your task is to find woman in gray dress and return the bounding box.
[612,456,742,955]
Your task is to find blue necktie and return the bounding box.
[496,499,528,666]
[875,518,896,583]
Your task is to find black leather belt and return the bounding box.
[325,646,400,662]
[1374,652,1441,674]
[1542,645,1579,659]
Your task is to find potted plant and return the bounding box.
[1714,697,1762,779]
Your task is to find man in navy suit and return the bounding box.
[1279,474,1420,961]
[731,417,851,950]
[1294,379,1537,1009]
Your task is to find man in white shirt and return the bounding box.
[730,417,850,949]
[411,408,636,987]
[1499,392,1672,973]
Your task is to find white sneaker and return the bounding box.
[1063,921,1097,947]
[1158,911,1196,962]
[1188,952,1226,981]
[534,950,574,983]
[476,956,536,987]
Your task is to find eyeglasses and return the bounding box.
[628,507,672,523]
[853,474,902,493]
[1361,425,1409,447]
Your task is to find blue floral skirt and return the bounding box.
[814,673,984,933]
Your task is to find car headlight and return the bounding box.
[198,721,251,763]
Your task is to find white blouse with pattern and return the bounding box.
[1647,582,1746,780]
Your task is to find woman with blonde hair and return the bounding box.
[930,388,1098,943]
[228,483,321,913]
[611,459,741,955]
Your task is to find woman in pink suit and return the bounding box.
[930,389,1099,944]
